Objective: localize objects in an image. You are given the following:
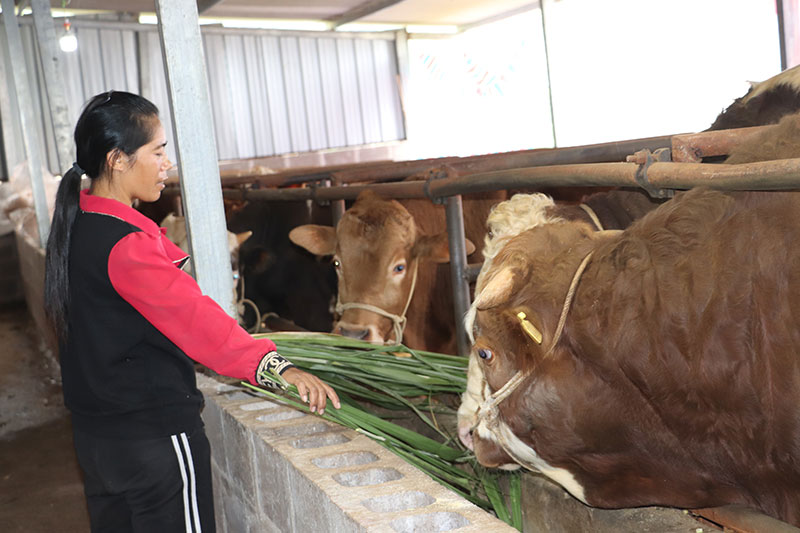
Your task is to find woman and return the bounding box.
[44,91,339,532]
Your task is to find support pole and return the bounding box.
[31,0,73,173]
[445,195,471,356]
[1,1,50,247]
[155,0,235,316]
[329,176,346,226]
[0,22,23,178]
[777,0,800,70]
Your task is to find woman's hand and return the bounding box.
[281,367,341,415]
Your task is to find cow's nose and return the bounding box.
[458,425,474,451]
[339,327,370,340]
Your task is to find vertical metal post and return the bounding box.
[155,0,235,316]
[1,1,50,247]
[445,195,471,356]
[394,29,410,136]
[0,22,22,179]
[137,30,152,99]
[31,0,73,173]
[539,0,557,147]
[777,0,800,70]
[329,174,346,226]
[331,198,345,226]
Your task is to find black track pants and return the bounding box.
[73,422,215,533]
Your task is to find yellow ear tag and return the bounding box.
[516,311,543,344]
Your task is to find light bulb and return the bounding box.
[59,32,77,52]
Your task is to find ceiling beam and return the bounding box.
[458,1,540,32]
[196,0,225,15]
[328,0,404,28]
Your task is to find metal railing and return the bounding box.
[164,122,799,355]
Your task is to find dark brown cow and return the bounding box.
[459,187,800,525]
[708,63,800,131]
[289,189,504,354]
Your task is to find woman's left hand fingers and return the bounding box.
[282,368,340,415]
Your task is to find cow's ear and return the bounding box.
[414,232,450,263]
[474,266,517,310]
[415,234,476,263]
[465,238,476,256]
[289,225,337,256]
[236,230,253,247]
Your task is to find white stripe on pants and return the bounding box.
[171,433,202,533]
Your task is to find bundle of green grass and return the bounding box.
[242,332,522,530]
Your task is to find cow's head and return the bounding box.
[458,221,615,502]
[289,190,474,344]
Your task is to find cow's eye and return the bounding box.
[333,259,341,269]
[478,348,493,361]
[487,229,494,239]
[393,263,405,274]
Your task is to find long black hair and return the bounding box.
[44,91,160,342]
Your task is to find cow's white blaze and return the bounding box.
[457,355,487,449]
[474,410,588,504]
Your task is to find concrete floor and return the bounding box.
[0,303,90,531]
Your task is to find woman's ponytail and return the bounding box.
[44,164,84,342]
[44,90,160,343]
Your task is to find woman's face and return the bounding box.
[115,120,173,204]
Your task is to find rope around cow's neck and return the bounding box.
[472,250,595,469]
[334,259,420,345]
[579,203,604,231]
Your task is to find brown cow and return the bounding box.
[289,189,504,354]
[459,187,800,525]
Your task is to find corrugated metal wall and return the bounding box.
[20,20,405,175]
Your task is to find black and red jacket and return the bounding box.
[62,190,277,439]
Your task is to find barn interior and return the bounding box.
[2,1,800,532]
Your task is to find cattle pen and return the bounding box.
[4,1,800,531]
[151,122,800,533]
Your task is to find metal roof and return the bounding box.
[47,0,537,28]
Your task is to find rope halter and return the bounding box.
[334,259,420,346]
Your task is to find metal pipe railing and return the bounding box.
[219,158,800,205]
[671,124,777,162]
[173,129,800,356]
[166,121,783,193]
[201,134,676,191]
[445,195,472,356]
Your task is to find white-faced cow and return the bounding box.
[458,187,800,526]
[289,189,505,354]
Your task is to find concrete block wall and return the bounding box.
[14,230,56,351]
[518,475,720,533]
[197,373,513,533]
